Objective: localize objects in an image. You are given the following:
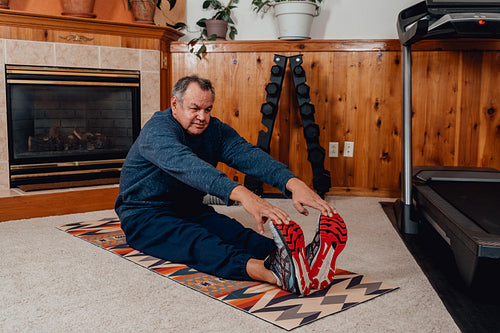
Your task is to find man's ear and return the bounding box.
[171,96,177,110]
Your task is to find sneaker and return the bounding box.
[265,220,312,296]
[306,213,348,290]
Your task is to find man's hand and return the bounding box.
[229,185,290,234]
[286,177,337,217]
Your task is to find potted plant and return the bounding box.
[0,0,10,9]
[188,0,239,59]
[124,0,162,24]
[251,0,322,40]
[61,0,97,18]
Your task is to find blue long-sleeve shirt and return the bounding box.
[115,109,296,219]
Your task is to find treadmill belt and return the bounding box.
[428,181,500,235]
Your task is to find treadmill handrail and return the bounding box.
[415,170,500,182]
[397,1,500,45]
[397,1,430,45]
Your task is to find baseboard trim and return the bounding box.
[0,187,118,222]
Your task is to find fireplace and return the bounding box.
[5,65,141,190]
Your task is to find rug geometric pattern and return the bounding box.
[57,218,399,331]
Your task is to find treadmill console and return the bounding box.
[397,0,500,45]
[426,0,500,15]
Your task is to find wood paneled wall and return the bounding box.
[168,40,500,198]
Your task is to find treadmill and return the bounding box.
[396,0,500,286]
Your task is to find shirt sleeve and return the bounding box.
[217,121,297,195]
[138,119,240,205]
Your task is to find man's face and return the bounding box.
[171,83,213,136]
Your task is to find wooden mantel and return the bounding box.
[0,8,183,48]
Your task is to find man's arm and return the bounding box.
[218,123,295,195]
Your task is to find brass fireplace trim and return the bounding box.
[7,79,139,87]
[10,159,126,171]
[10,168,122,180]
[6,65,140,79]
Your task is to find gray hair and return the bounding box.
[171,75,215,105]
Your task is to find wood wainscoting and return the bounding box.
[1,38,498,222]
[169,39,500,198]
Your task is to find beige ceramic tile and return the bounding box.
[0,64,7,188]
[0,65,5,113]
[0,39,5,65]
[0,189,22,198]
[5,40,55,66]
[100,47,140,70]
[0,113,7,167]
[140,49,160,72]
[55,43,100,68]
[0,111,6,149]
[141,112,156,127]
[0,160,9,191]
[0,52,6,189]
[141,71,161,117]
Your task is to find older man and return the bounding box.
[115,75,344,295]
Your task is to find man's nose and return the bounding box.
[197,110,209,121]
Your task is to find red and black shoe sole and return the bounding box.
[309,214,348,290]
[272,221,312,296]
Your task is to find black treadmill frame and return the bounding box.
[396,1,500,285]
[413,167,500,285]
[397,1,500,233]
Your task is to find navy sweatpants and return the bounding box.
[120,207,276,281]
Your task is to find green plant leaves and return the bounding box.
[187,0,240,59]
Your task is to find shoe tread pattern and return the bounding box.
[310,214,347,289]
[273,221,312,295]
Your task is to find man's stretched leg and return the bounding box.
[195,212,313,295]
[120,208,274,281]
[190,209,275,259]
[190,209,281,287]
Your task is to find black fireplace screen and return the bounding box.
[5,65,141,189]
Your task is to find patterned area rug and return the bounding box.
[57,218,398,331]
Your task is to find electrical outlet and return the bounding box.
[329,142,339,158]
[344,141,354,157]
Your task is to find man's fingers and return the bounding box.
[257,220,265,234]
[321,200,337,216]
[293,201,309,216]
[294,196,337,218]
[267,207,290,225]
[317,202,334,217]
[239,190,292,231]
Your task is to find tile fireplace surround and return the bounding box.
[0,39,161,194]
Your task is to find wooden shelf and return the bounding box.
[0,8,183,49]
[170,38,500,54]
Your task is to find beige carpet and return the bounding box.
[0,196,460,332]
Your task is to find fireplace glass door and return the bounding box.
[5,65,141,189]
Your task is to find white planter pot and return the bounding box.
[274,1,320,40]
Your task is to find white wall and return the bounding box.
[180,0,419,42]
